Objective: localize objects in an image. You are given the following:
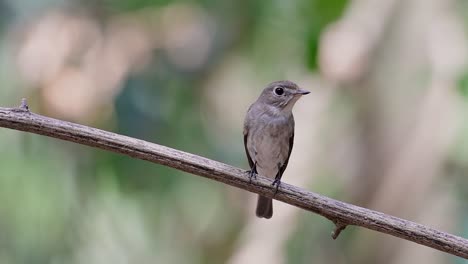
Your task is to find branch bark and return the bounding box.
[0,102,467,259]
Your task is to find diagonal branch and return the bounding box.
[0,101,467,259]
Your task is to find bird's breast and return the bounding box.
[248,120,292,178]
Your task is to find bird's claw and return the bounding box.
[248,169,257,183]
[247,162,258,183]
[272,179,281,196]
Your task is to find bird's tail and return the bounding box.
[256,195,273,219]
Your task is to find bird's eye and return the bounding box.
[274,87,284,96]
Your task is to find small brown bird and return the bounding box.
[243,80,309,219]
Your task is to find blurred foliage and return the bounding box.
[457,72,468,98]
[304,0,348,70]
[105,0,172,12]
[0,0,467,263]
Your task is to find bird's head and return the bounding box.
[258,80,310,112]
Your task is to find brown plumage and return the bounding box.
[243,80,309,219]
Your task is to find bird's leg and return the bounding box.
[248,162,258,183]
[272,163,282,195]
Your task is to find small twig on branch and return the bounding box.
[0,101,467,259]
[20,98,29,110]
[332,220,348,240]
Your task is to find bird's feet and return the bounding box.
[247,162,258,183]
[247,169,257,183]
[272,178,281,196]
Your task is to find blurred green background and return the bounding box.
[0,0,467,263]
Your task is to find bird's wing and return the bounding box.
[243,131,254,169]
[243,105,255,169]
[279,132,294,176]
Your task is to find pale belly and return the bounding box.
[249,127,291,179]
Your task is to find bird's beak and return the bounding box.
[295,88,310,95]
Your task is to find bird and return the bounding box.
[243,80,310,219]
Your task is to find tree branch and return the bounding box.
[0,101,467,259]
